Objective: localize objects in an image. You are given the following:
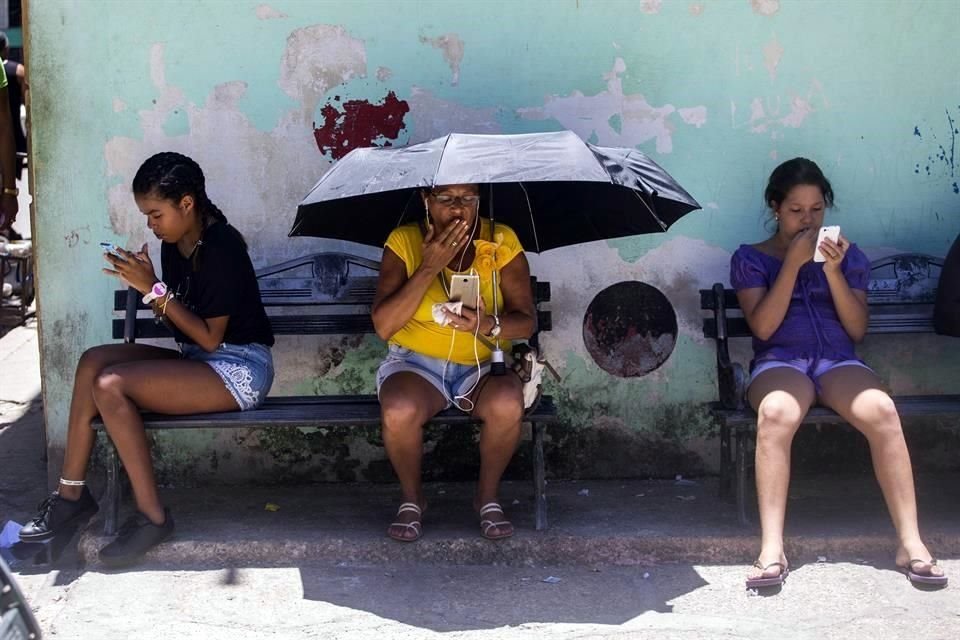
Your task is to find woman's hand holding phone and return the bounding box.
[818,230,848,272]
[442,295,487,333]
[102,242,159,294]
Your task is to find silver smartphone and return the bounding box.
[448,274,480,309]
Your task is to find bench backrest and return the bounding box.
[700,252,944,341]
[113,251,552,347]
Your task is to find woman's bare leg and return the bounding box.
[379,373,446,539]
[469,372,524,537]
[59,343,179,500]
[91,359,238,524]
[817,365,944,578]
[746,367,815,580]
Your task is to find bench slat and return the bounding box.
[91,395,558,430]
[115,277,551,311]
[113,311,554,340]
[712,395,960,427]
[703,315,939,339]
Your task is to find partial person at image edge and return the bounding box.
[933,230,960,337]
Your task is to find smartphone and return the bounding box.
[813,226,840,262]
[100,241,127,262]
[448,274,480,309]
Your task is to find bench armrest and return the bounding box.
[710,283,746,410]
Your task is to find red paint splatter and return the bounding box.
[313,91,410,159]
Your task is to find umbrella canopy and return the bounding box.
[289,131,700,252]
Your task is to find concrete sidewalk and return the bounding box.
[72,473,960,569]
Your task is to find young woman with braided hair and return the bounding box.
[19,152,274,566]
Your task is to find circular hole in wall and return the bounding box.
[582,281,678,377]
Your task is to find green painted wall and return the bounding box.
[27,0,960,484]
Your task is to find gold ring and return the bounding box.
[452,241,458,247]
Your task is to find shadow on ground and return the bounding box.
[297,562,707,632]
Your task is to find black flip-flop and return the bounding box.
[898,559,948,587]
[745,561,789,589]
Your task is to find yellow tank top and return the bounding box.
[383,218,524,364]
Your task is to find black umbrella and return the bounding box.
[289,131,700,252]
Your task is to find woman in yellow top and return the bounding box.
[372,183,536,541]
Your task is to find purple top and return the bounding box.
[730,243,871,371]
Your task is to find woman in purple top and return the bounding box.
[731,158,946,589]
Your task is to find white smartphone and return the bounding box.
[448,274,480,309]
[100,241,127,262]
[813,226,840,262]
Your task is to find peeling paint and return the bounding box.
[733,82,824,137]
[751,0,780,17]
[518,58,706,154]
[405,86,500,143]
[312,91,410,160]
[640,0,663,15]
[376,66,392,81]
[419,32,465,86]
[278,24,367,117]
[105,34,338,262]
[112,98,126,113]
[678,106,706,128]
[255,4,287,20]
[689,3,705,17]
[762,36,784,80]
[780,95,813,128]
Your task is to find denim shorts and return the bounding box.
[376,344,490,411]
[750,357,873,385]
[180,342,274,411]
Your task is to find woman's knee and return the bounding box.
[380,393,425,434]
[477,384,524,425]
[855,391,903,437]
[756,392,805,433]
[77,345,115,378]
[91,367,127,407]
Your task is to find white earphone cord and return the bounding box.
[439,204,484,412]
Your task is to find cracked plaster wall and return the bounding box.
[26,1,960,484]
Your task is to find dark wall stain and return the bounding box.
[583,281,678,377]
[913,107,958,194]
[313,91,410,160]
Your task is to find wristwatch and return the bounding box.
[142,281,169,304]
[487,314,502,338]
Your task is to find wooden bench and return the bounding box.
[92,252,558,534]
[701,252,960,525]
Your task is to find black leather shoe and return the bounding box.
[19,487,99,543]
[99,508,174,568]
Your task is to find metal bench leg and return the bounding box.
[736,430,749,526]
[719,421,731,499]
[104,439,121,536]
[532,422,547,531]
